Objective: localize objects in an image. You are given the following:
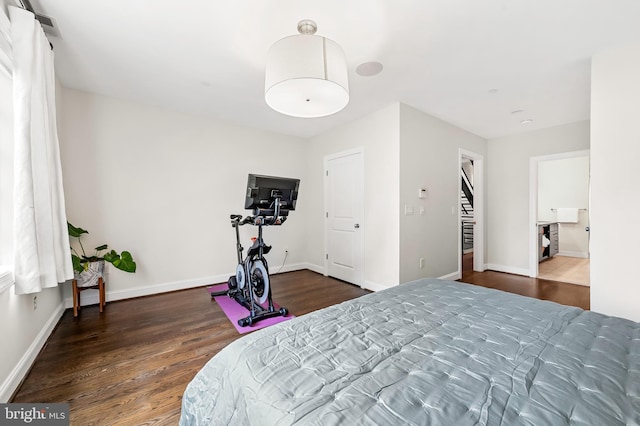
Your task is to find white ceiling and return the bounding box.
[32,0,640,139]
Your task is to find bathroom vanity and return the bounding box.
[538,222,559,262]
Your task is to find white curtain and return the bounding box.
[0,6,11,77]
[10,6,73,295]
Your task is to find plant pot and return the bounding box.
[74,260,105,288]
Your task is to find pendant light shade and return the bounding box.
[265,20,349,118]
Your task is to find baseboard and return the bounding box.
[363,280,394,292]
[438,271,461,281]
[557,251,589,259]
[301,263,391,292]
[65,263,310,308]
[65,273,231,308]
[485,264,530,277]
[0,302,65,402]
[271,262,308,275]
[304,263,324,275]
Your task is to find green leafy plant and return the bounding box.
[68,222,137,274]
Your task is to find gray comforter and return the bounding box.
[180,279,639,425]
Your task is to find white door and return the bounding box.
[325,149,364,286]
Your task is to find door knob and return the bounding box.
[354,224,360,229]
[585,226,590,232]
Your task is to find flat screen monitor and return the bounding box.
[245,174,300,215]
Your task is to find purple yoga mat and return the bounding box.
[207,284,294,334]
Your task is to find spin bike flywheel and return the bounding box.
[250,260,270,305]
[235,263,246,289]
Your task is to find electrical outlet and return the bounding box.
[419,258,425,269]
[33,295,37,310]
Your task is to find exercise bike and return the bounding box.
[211,191,290,327]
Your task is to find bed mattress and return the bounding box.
[180,279,639,425]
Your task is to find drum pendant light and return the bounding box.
[265,20,349,118]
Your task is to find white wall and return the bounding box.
[305,103,487,288]
[58,88,308,302]
[306,104,401,290]
[590,42,640,322]
[538,156,589,257]
[399,104,486,282]
[487,121,590,275]
[0,287,64,402]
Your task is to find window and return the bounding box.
[0,4,13,291]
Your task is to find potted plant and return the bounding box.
[68,222,137,287]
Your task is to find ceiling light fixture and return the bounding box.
[265,20,349,118]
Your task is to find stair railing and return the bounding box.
[461,168,474,208]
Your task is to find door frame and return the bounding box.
[323,147,365,286]
[458,149,485,277]
[528,149,590,277]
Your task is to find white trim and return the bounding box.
[0,301,65,402]
[268,263,307,275]
[363,280,393,292]
[305,262,324,275]
[438,271,460,281]
[64,263,310,308]
[302,263,389,292]
[529,149,590,277]
[486,263,530,277]
[557,251,589,259]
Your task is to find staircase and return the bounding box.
[461,163,474,252]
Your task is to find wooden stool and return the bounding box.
[72,277,105,317]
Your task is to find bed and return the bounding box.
[180,278,639,425]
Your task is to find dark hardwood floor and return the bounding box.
[12,266,589,424]
[460,253,590,310]
[11,270,370,425]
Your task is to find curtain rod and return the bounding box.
[19,0,33,13]
[18,0,54,50]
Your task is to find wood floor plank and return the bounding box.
[12,268,588,424]
[11,270,369,424]
[461,253,590,310]
[538,255,590,286]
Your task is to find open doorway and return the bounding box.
[530,150,590,286]
[458,149,484,278]
[461,158,474,274]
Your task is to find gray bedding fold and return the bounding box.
[180,279,640,425]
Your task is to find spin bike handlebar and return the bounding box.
[229,212,287,227]
[229,215,253,226]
